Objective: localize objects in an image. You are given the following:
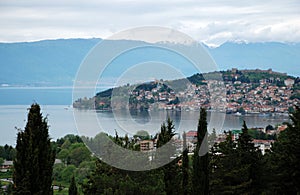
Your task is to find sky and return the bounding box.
[0,0,300,47]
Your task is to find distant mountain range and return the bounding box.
[0,39,299,86]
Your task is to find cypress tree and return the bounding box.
[13,104,55,195]
[182,131,189,195]
[69,176,78,195]
[192,108,209,195]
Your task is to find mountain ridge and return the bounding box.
[1,38,299,87]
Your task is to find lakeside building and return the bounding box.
[0,160,13,172]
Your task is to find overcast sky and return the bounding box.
[0,0,299,46]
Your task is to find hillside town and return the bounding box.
[86,69,300,114]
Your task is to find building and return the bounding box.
[139,140,155,152]
[231,130,242,140]
[252,139,274,155]
[277,125,288,133]
[284,78,295,87]
[186,130,197,143]
[0,160,13,172]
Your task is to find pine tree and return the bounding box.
[182,131,189,195]
[236,121,263,194]
[265,106,300,193]
[209,131,237,194]
[192,108,209,195]
[156,117,180,195]
[210,121,263,194]
[13,104,55,195]
[69,176,78,195]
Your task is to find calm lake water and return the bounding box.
[0,105,290,146]
[0,87,291,145]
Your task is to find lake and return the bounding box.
[0,104,290,146]
[0,87,291,145]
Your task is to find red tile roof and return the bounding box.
[186,131,197,137]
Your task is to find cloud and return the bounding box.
[0,0,299,46]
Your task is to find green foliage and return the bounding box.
[53,134,95,193]
[81,119,182,195]
[13,104,56,195]
[290,92,300,100]
[187,73,205,86]
[243,71,290,84]
[248,129,276,140]
[208,128,217,147]
[57,149,70,164]
[182,132,190,195]
[61,165,76,183]
[82,159,165,195]
[69,176,78,195]
[193,108,209,195]
[68,144,91,167]
[0,144,16,160]
[135,82,158,92]
[210,122,263,194]
[263,106,300,194]
[156,118,181,195]
[57,138,91,167]
[53,163,66,182]
[133,130,150,140]
[266,124,274,131]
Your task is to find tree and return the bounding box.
[156,117,181,195]
[208,128,217,147]
[209,131,236,194]
[61,165,77,183]
[0,157,3,165]
[82,134,165,194]
[69,176,78,195]
[265,124,274,131]
[13,104,55,195]
[133,130,150,140]
[235,121,263,194]
[264,106,300,194]
[193,108,209,195]
[68,144,91,167]
[182,132,189,195]
[0,145,16,160]
[210,122,263,194]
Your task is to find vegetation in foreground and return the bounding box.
[0,104,299,194]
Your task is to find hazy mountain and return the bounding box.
[0,39,299,86]
[210,42,300,76]
[0,39,100,86]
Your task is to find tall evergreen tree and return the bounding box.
[13,104,55,195]
[210,122,263,194]
[182,132,189,195]
[69,176,78,195]
[265,106,300,194]
[192,108,209,195]
[156,117,180,195]
[235,121,263,194]
[209,131,237,194]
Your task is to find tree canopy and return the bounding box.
[13,104,55,195]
